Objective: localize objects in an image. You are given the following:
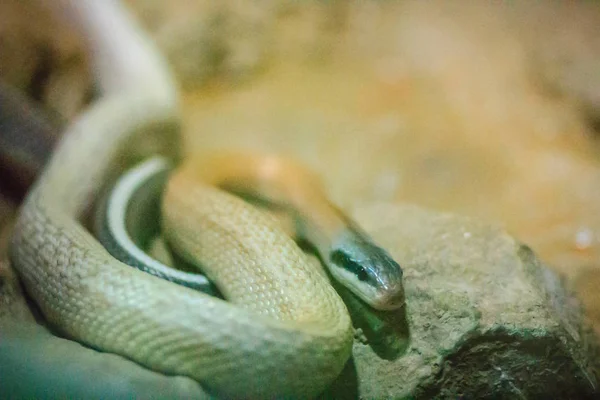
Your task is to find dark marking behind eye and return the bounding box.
[330,249,369,282]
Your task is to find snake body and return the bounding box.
[9,1,404,397]
[97,153,405,310]
[10,1,353,397]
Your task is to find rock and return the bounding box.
[324,203,599,399]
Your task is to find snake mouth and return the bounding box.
[369,285,406,311]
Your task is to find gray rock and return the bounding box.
[325,203,599,399]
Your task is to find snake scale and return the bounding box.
[9,1,404,398]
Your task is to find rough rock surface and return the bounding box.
[324,203,599,399]
[1,202,598,398]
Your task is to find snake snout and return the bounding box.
[371,253,405,310]
[371,282,406,310]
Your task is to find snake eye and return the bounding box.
[330,249,369,282]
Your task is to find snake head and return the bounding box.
[328,228,405,311]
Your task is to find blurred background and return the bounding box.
[1,0,600,338]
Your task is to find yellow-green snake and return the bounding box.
[9,1,404,397]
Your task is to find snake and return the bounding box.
[8,1,405,398]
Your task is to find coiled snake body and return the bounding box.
[9,1,403,398]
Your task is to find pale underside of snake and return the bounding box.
[9,1,404,398]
